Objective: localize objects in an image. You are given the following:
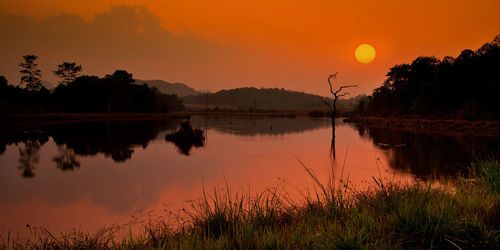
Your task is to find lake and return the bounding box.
[0,116,498,236]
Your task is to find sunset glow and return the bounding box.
[0,1,499,246]
[0,0,499,95]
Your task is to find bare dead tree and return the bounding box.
[322,73,357,159]
[323,72,357,128]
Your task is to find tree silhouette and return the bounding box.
[321,73,357,159]
[321,72,357,159]
[106,70,134,83]
[53,62,82,85]
[3,67,185,113]
[0,75,7,89]
[322,73,357,128]
[361,34,500,119]
[19,54,42,91]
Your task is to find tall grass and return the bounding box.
[2,158,499,249]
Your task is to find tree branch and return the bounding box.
[327,72,338,95]
[334,85,358,95]
[337,92,350,98]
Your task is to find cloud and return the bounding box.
[0,5,230,85]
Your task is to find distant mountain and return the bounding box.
[135,79,198,97]
[182,87,363,111]
[41,80,54,90]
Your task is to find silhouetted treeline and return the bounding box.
[0,75,51,113]
[183,87,362,111]
[357,35,500,120]
[0,70,185,113]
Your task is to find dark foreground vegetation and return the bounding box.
[357,35,500,120]
[3,158,499,249]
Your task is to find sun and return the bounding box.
[355,44,376,64]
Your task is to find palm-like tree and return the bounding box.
[53,62,83,86]
[19,54,42,91]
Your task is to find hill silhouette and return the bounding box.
[182,87,364,112]
[135,80,199,97]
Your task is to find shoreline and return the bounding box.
[0,111,308,123]
[0,113,190,124]
[344,116,500,137]
[2,113,500,137]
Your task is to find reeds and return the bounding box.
[2,158,499,249]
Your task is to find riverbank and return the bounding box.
[0,111,308,123]
[0,113,189,123]
[3,158,499,249]
[344,116,500,137]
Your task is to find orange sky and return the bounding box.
[0,0,499,95]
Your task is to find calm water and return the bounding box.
[0,116,498,236]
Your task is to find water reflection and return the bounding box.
[330,124,337,160]
[48,121,177,162]
[18,140,41,178]
[0,120,179,178]
[189,116,330,136]
[1,118,497,182]
[0,116,335,235]
[1,118,497,183]
[0,116,498,236]
[346,122,500,182]
[13,131,49,178]
[165,121,205,156]
[53,146,80,171]
[0,117,331,178]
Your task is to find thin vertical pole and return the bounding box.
[205,92,208,142]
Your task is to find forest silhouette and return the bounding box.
[0,63,185,113]
[357,35,500,120]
